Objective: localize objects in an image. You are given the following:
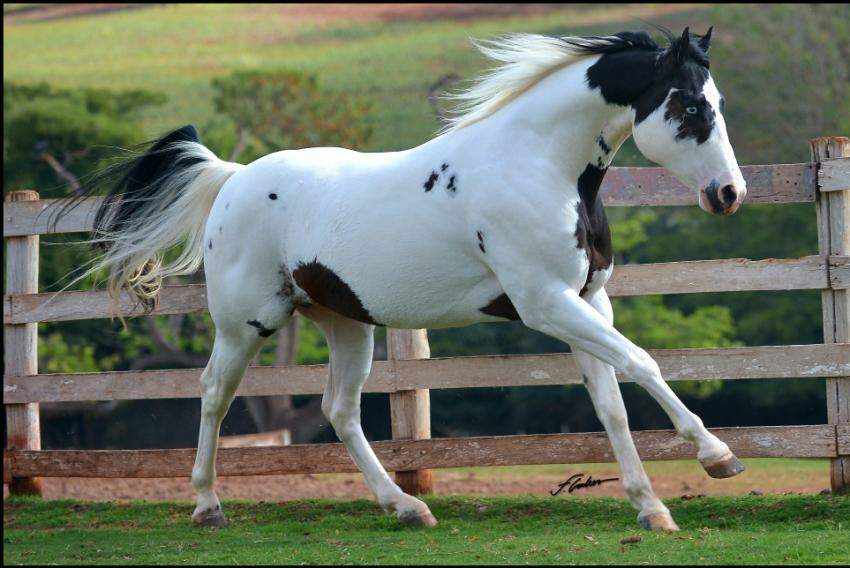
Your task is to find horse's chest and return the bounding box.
[574,196,613,296]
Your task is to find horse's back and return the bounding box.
[204,145,506,329]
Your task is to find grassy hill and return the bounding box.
[4,4,710,152]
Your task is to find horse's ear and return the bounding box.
[662,26,691,69]
[698,26,713,53]
[675,27,691,62]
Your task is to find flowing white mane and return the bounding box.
[440,33,636,133]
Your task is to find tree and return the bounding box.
[4,82,166,196]
[207,69,373,162]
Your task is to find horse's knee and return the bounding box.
[596,403,629,432]
[328,404,359,441]
[624,348,661,385]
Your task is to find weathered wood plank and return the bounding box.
[5,344,847,404]
[2,196,100,237]
[3,164,817,238]
[830,255,850,290]
[388,328,433,495]
[5,284,209,324]
[814,136,850,494]
[4,191,43,496]
[4,425,836,478]
[837,424,850,457]
[818,158,850,192]
[5,257,838,325]
[601,163,816,206]
[606,256,830,297]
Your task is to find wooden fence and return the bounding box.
[4,137,850,496]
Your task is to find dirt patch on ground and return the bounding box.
[272,3,565,24]
[6,3,704,26]
[4,4,154,25]
[4,464,830,503]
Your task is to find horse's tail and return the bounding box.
[68,125,243,311]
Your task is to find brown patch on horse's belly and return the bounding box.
[480,293,521,321]
[291,259,379,325]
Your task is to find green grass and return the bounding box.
[3,4,710,152]
[4,495,848,564]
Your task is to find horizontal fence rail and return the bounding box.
[5,256,849,324]
[3,425,841,481]
[5,161,838,238]
[4,344,848,404]
[4,150,849,495]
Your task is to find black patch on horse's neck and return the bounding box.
[577,163,608,208]
[575,163,613,296]
[586,48,660,111]
[292,259,380,325]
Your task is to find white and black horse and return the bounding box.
[61,27,747,531]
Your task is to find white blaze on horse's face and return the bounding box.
[631,36,746,215]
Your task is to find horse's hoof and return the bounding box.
[638,512,679,532]
[192,507,228,528]
[398,509,438,528]
[701,453,746,479]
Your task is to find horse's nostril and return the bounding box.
[720,185,736,207]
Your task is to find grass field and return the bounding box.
[4,495,848,565]
[3,4,710,152]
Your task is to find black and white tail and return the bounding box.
[63,125,243,310]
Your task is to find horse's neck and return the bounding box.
[469,57,632,193]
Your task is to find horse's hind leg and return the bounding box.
[191,327,265,527]
[303,305,437,527]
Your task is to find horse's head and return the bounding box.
[631,27,746,215]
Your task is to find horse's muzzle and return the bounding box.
[699,178,745,216]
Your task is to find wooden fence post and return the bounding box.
[387,328,433,495]
[4,190,43,495]
[813,136,850,494]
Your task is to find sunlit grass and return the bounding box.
[4,494,847,564]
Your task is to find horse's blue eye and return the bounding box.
[686,106,698,115]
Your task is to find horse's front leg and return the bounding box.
[508,282,744,485]
[305,307,437,527]
[573,288,676,531]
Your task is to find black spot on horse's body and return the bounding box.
[269,193,278,200]
[446,175,457,193]
[480,293,520,321]
[476,230,486,253]
[208,240,213,250]
[292,259,380,325]
[575,163,613,296]
[441,163,449,172]
[218,226,222,233]
[596,134,612,155]
[246,319,276,337]
[423,171,440,192]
